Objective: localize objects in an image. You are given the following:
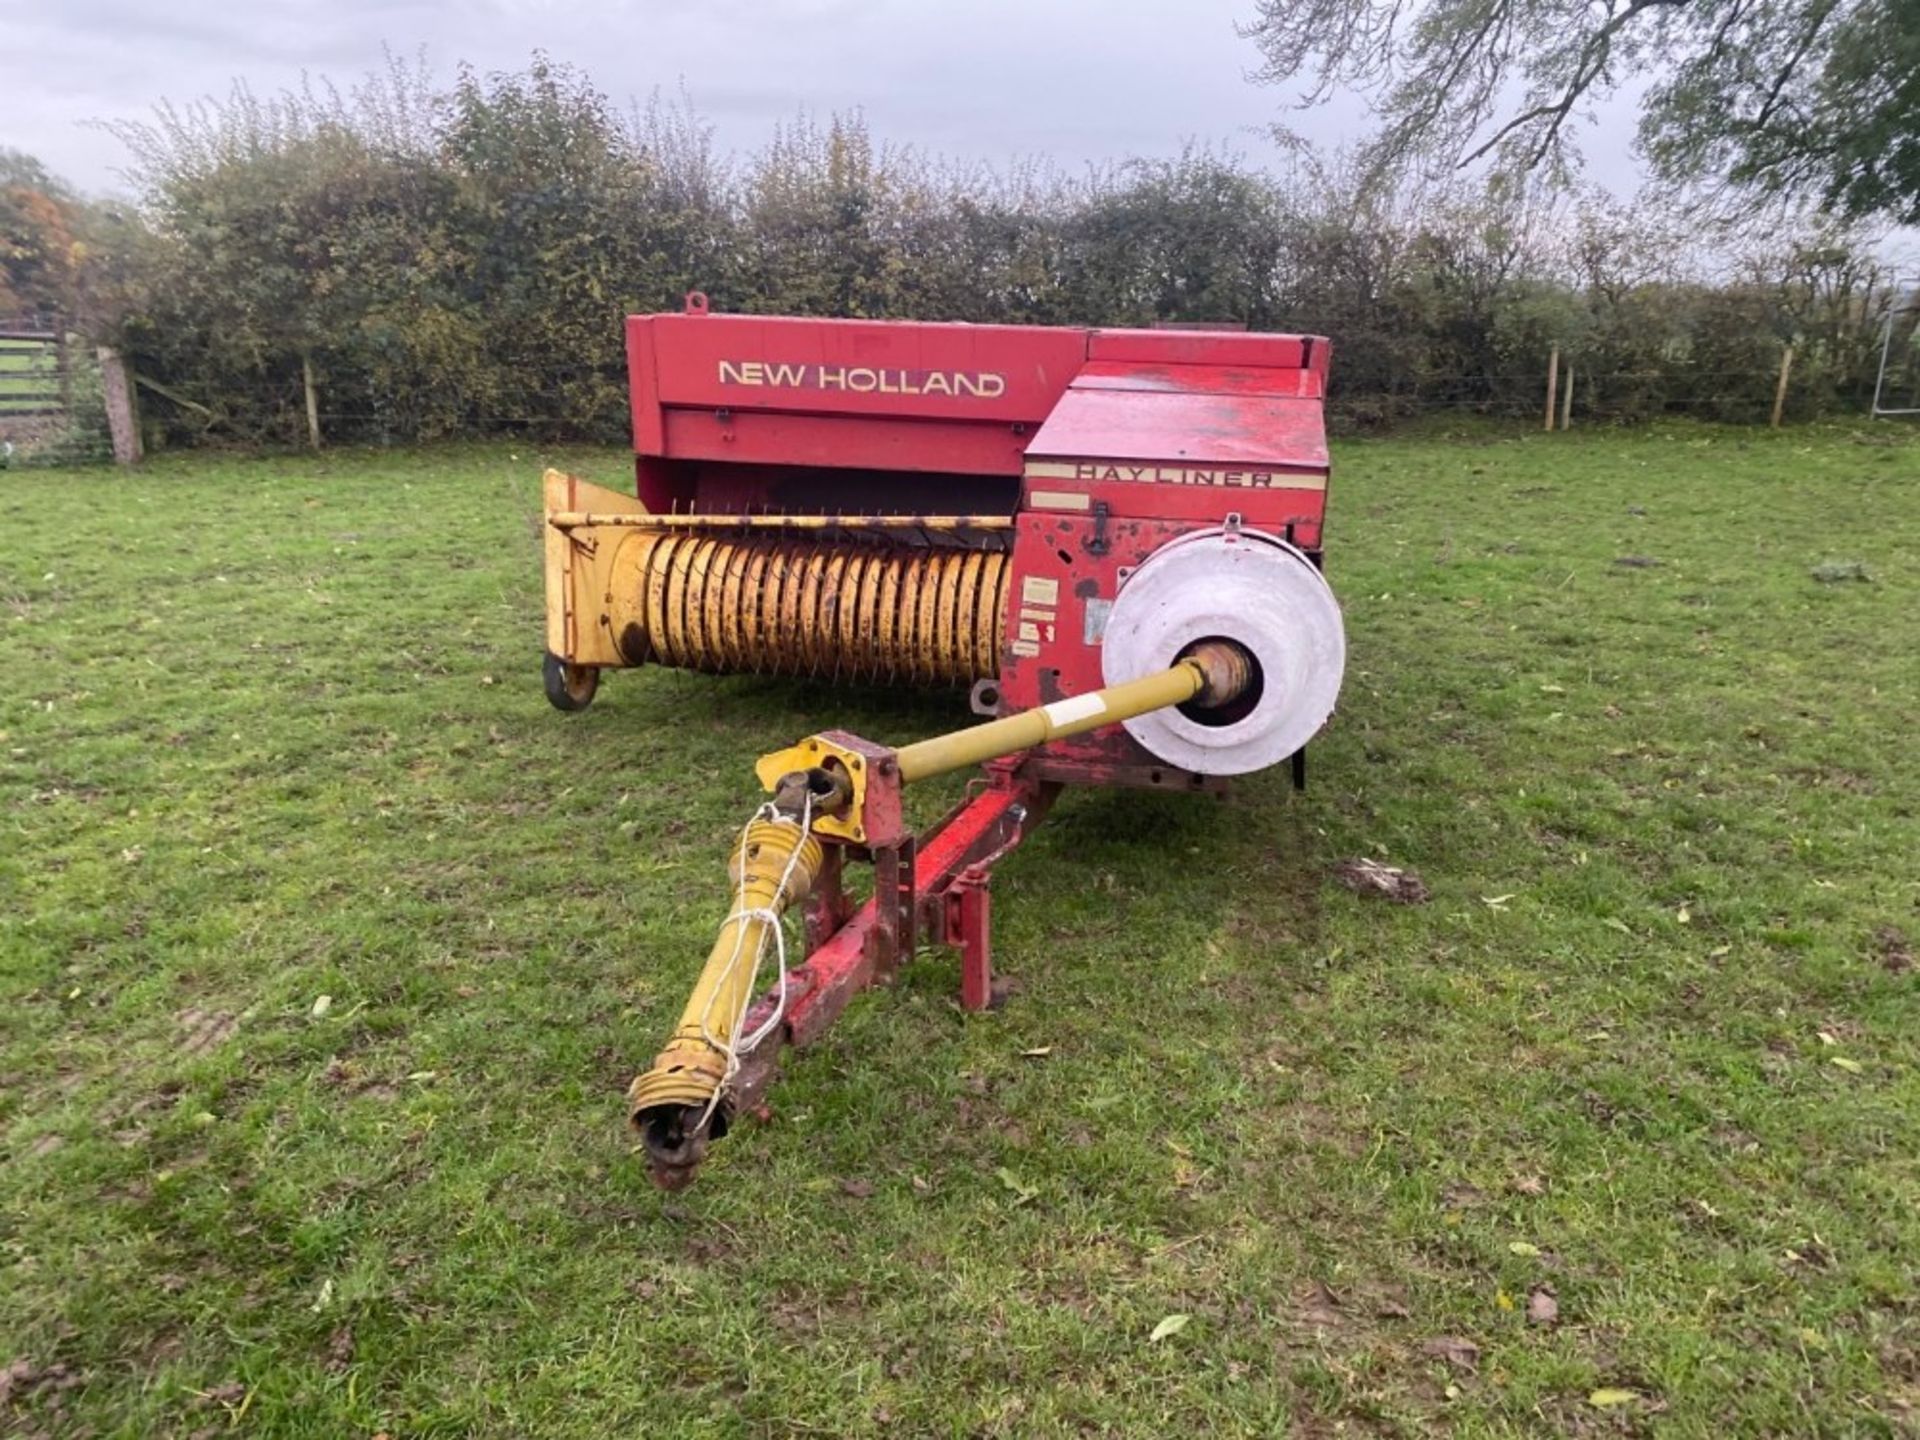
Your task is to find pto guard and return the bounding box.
[627,813,825,1189]
[1100,527,1346,775]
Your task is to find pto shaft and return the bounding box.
[628,810,825,1188]
[894,639,1253,782]
[626,641,1252,1187]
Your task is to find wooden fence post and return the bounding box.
[1560,366,1574,430]
[1544,347,1560,432]
[302,352,323,451]
[96,346,143,465]
[1771,345,1794,428]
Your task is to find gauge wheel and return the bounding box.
[543,652,600,712]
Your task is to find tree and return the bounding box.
[1,150,81,316]
[1242,0,1920,224]
[109,60,478,441]
[0,149,143,334]
[735,113,908,317]
[1060,151,1288,326]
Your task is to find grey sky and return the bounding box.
[1,0,1648,197]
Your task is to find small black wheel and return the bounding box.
[543,652,600,712]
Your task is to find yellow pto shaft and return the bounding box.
[625,639,1253,1186]
[627,814,824,1186]
[893,638,1253,782]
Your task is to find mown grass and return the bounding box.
[2,423,1916,1437]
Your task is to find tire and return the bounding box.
[543,652,600,712]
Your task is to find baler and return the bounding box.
[542,294,1346,1187]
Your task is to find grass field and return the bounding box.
[2,424,1916,1437]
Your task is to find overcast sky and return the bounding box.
[3,0,1653,198]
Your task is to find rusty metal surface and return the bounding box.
[547,510,1013,534]
[1020,755,1232,795]
[949,871,994,1012]
[608,531,1008,686]
[730,777,1054,1108]
[802,847,853,957]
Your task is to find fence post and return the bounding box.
[1560,366,1574,430]
[96,346,143,466]
[1544,346,1559,432]
[302,351,323,451]
[1771,345,1794,428]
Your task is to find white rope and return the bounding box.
[693,786,814,1127]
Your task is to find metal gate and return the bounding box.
[1872,286,1920,418]
[0,319,69,424]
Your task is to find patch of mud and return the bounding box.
[175,1008,238,1057]
[1334,858,1430,904]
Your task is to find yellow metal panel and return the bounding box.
[717,537,749,671]
[556,519,1009,687]
[605,530,660,664]
[837,550,868,681]
[751,734,873,845]
[541,468,648,666]
[914,554,941,686]
[543,469,573,658]
[686,538,719,671]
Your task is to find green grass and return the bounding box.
[2,424,1916,1436]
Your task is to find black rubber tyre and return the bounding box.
[542,652,600,712]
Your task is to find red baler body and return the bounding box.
[622,302,1332,790]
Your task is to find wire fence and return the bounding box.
[5,347,1917,470]
[138,361,1920,436]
